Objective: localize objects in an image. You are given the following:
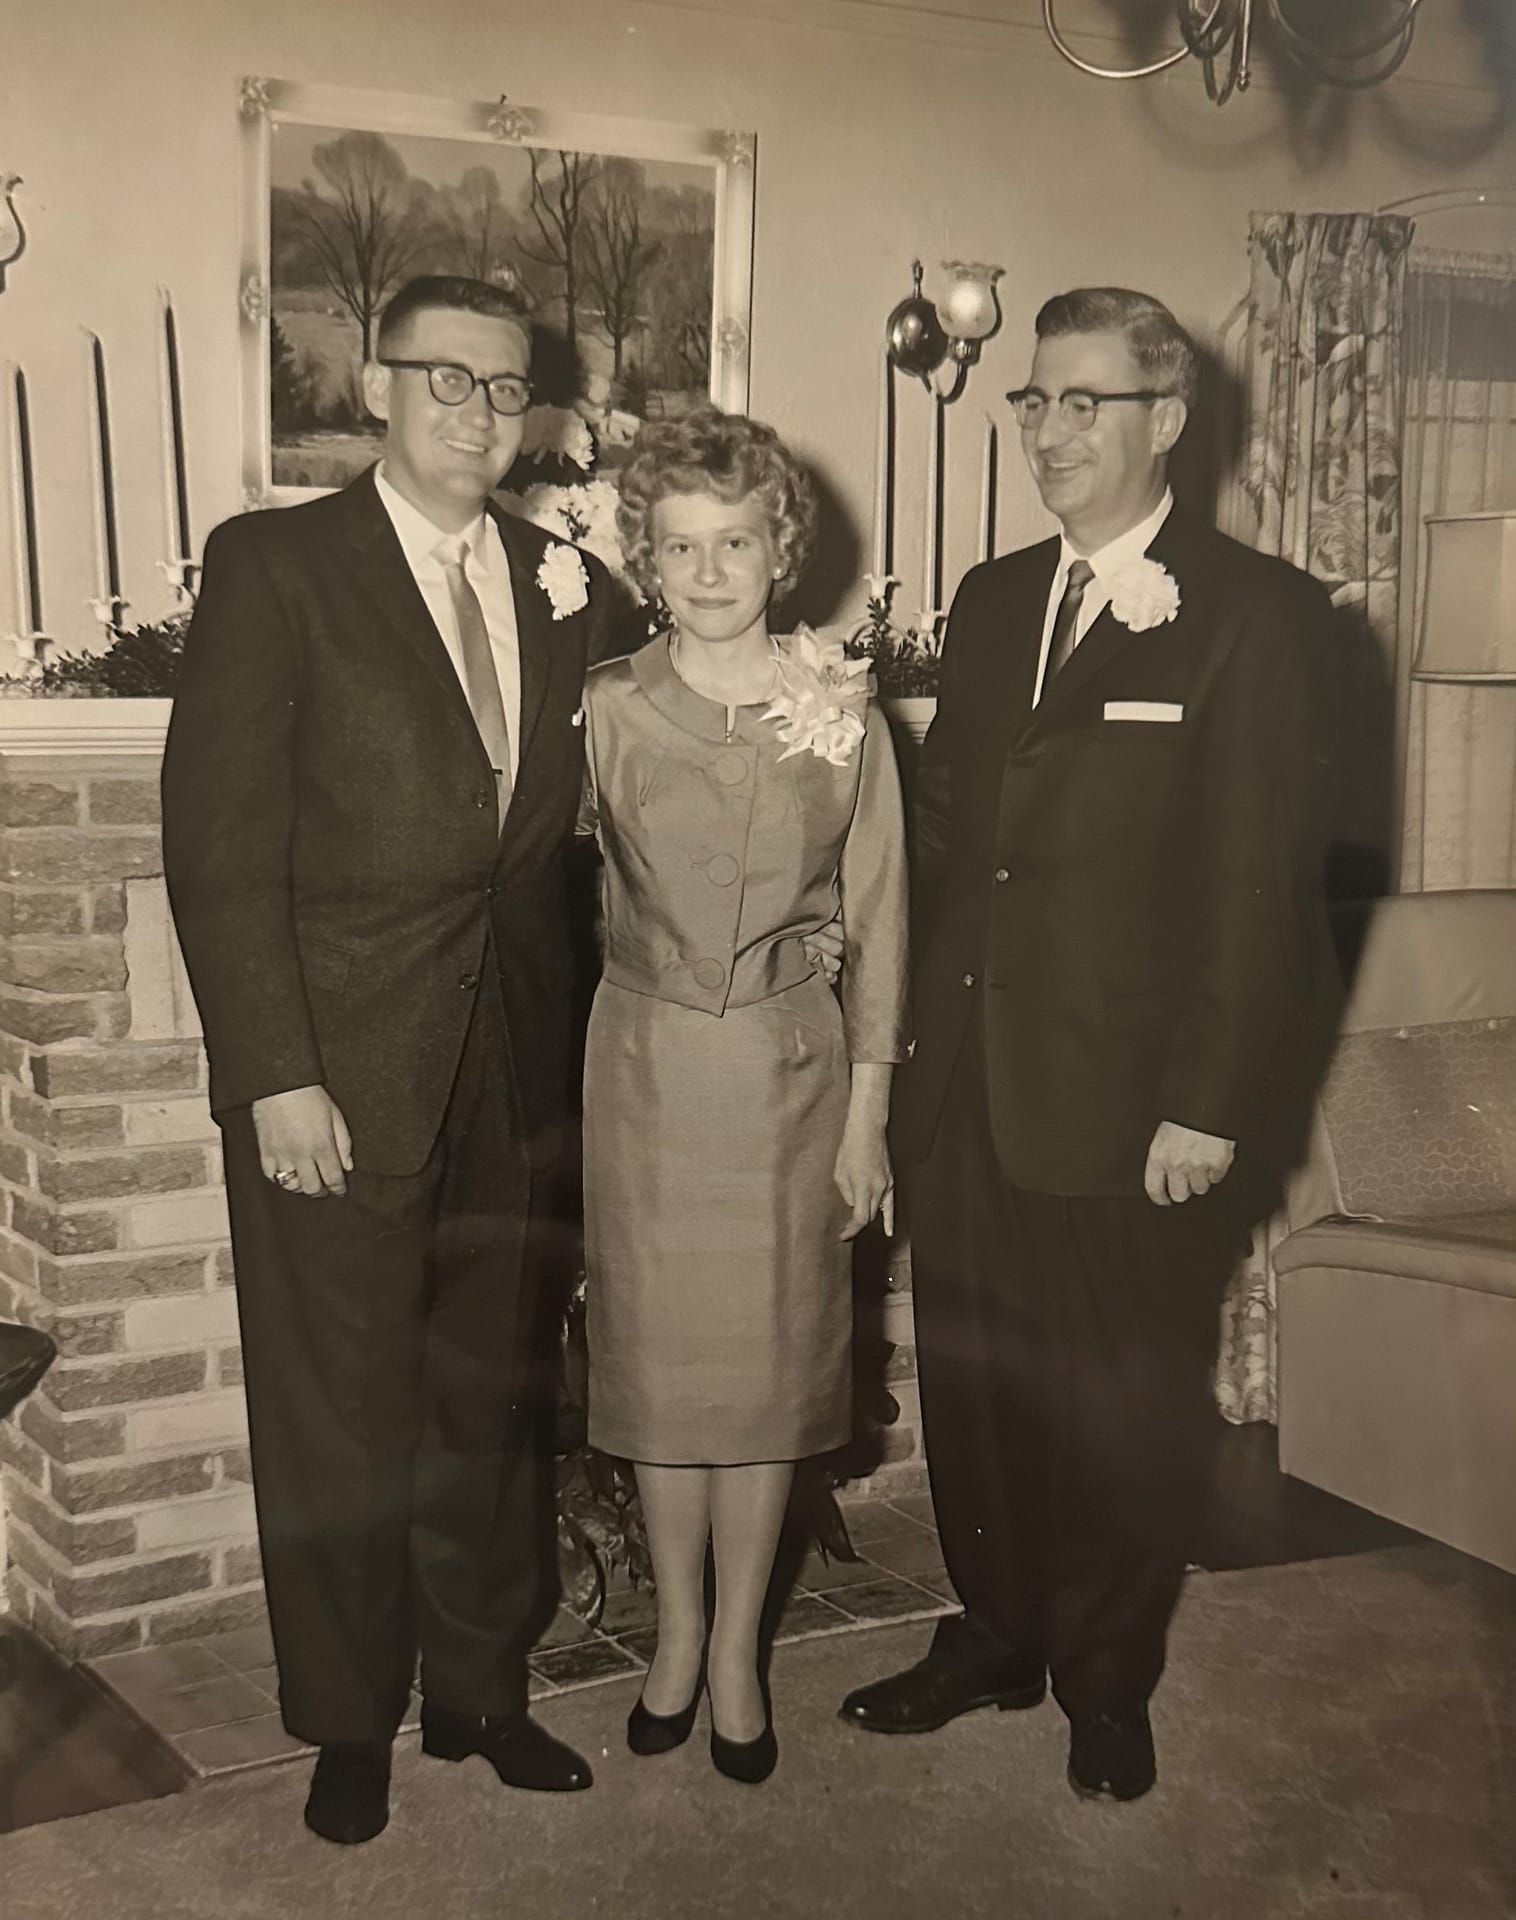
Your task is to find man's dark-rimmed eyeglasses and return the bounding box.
[1006,388,1169,432]
[379,360,533,418]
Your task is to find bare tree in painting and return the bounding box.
[440,166,516,281]
[291,131,430,362]
[516,149,604,361]
[643,184,715,392]
[580,162,662,383]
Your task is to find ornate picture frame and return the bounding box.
[238,77,756,507]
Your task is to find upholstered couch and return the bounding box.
[1274,889,1516,1575]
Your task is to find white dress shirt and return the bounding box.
[1031,489,1174,709]
[373,465,522,782]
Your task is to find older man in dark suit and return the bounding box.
[163,276,609,1844]
[842,288,1336,1799]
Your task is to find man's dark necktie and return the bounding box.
[1042,558,1096,697]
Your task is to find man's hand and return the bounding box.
[1143,1120,1234,1207]
[252,1085,353,1199]
[803,919,845,985]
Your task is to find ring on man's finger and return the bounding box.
[272,1169,300,1190]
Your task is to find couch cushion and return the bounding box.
[1274,1208,1516,1300]
[1318,1018,1516,1220]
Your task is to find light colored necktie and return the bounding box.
[1042,557,1096,694]
[435,536,512,826]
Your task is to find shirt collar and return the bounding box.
[373,463,494,577]
[1058,489,1174,586]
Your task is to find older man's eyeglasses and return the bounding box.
[379,360,533,418]
[1006,388,1169,432]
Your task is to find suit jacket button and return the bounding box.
[961,972,976,988]
[473,790,491,810]
[459,969,480,990]
[693,958,726,990]
[994,867,1010,883]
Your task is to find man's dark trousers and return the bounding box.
[912,1011,1247,1717]
[221,969,551,1749]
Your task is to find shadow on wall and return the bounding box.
[1073,0,1514,166]
[1171,338,1240,531]
[785,462,865,637]
[1182,338,1397,903]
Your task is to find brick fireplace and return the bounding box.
[0,702,262,1658]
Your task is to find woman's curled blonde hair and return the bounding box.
[616,406,818,601]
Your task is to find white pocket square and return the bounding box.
[1103,700,1183,723]
[570,707,585,728]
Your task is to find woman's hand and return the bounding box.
[835,1115,894,1241]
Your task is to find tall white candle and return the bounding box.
[923,391,942,616]
[6,363,31,635]
[872,351,892,578]
[979,414,996,564]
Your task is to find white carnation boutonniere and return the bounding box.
[1106,556,1181,632]
[537,541,590,621]
[763,627,872,767]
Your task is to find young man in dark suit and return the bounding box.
[842,288,1336,1800]
[162,277,610,1843]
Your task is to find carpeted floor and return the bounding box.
[0,1543,1511,1920]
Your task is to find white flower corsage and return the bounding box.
[1106,557,1180,632]
[537,542,590,621]
[763,627,871,767]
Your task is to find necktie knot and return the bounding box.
[1066,558,1095,593]
[434,534,471,574]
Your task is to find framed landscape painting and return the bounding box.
[237,77,755,506]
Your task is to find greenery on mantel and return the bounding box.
[1,612,188,698]
[843,577,942,699]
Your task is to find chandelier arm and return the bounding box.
[1177,0,1241,62]
[1041,0,1193,81]
[1266,0,1424,67]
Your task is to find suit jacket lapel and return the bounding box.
[338,469,488,749]
[985,543,1058,761]
[1011,505,1190,742]
[493,507,553,777]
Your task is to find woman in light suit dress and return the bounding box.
[579,408,908,1782]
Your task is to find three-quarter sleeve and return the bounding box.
[837,702,910,1064]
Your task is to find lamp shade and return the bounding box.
[1412,510,1516,682]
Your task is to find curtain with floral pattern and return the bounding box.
[1216,211,1412,1424]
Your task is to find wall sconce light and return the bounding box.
[0,175,26,293]
[1412,510,1516,683]
[886,259,1004,404]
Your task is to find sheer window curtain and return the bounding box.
[1397,251,1516,890]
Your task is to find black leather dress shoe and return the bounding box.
[840,1615,1046,1735]
[303,1742,391,1845]
[1067,1706,1156,1802]
[420,1707,593,1791]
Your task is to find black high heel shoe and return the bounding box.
[627,1671,703,1757]
[709,1707,777,1784]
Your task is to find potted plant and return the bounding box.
[843,576,941,747]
